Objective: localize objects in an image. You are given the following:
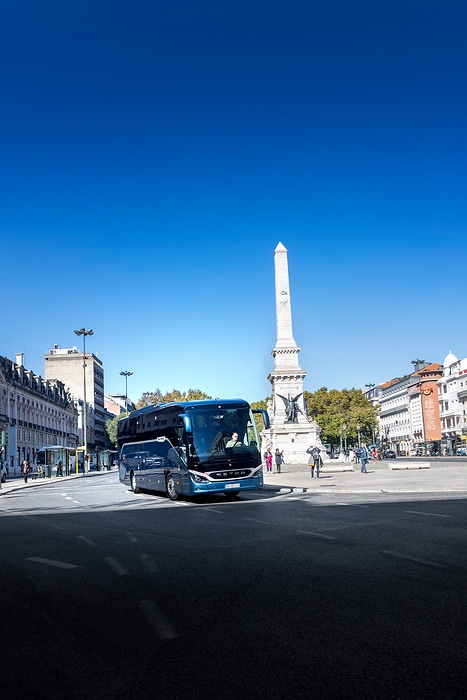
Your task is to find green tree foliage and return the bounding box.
[135,388,212,410]
[304,387,378,447]
[105,412,128,449]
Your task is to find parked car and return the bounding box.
[383,449,396,459]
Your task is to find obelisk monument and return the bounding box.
[263,242,325,464]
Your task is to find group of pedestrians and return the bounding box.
[264,442,372,478]
[264,448,284,473]
[20,459,63,482]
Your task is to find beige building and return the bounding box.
[44,345,106,455]
[0,353,77,474]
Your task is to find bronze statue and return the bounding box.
[276,392,303,423]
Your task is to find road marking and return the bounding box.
[297,530,337,540]
[204,507,225,513]
[381,551,446,569]
[404,510,452,518]
[243,517,270,524]
[26,557,78,569]
[336,503,369,508]
[65,497,74,501]
[77,535,96,546]
[141,554,159,572]
[138,600,179,639]
[105,557,129,575]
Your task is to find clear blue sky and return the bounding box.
[1,1,466,405]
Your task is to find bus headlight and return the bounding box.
[191,473,209,483]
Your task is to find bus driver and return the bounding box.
[225,432,241,448]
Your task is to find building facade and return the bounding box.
[0,353,78,474]
[44,345,106,456]
[437,351,467,455]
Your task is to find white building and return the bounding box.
[438,351,467,454]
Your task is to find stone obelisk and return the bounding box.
[263,242,325,464]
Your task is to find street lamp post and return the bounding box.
[342,424,347,451]
[120,371,133,413]
[74,328,94,473]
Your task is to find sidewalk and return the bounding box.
[262,460,467,494]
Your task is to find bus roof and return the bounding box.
[118,398,250,421]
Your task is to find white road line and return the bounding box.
[243,517,270,524]
[297,530,337,540]
[26,557,78,569]
[138,600,179,639]
[65,497,74,501]
[77,535,96,546]
[336,503,369,507]
[105,557,130,575]
[381,550,446,569]
[203,508,225,513]
[404,510,452,518]
[141,554,159,573]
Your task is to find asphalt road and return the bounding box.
[1,473,466,699]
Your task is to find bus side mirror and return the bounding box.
[182,415,193,433]
[252,409,270,429]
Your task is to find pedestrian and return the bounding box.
[306,445,322,478]
[56,460,63,477]
[266,449,273,473]
[344,447,350,464]
[274,448,284,474]
[21,459,29,483]
[356,442,369,473]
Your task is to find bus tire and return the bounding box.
[166,473,179,501]
[130,471,139,494]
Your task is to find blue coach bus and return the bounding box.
[117,399,270,500]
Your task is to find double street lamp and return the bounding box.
[74,328,94,472]
[120,371,133,413]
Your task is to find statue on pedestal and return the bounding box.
[276,392,303,423]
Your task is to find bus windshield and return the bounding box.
[186,403,259,462]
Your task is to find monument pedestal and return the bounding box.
[262,422,326,466]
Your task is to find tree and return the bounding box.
[135,388,212,410]
[304,387,378,447]
[105,412,128,449]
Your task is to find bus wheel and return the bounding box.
[166,473,179,501]
[130,471,139,494]
[224,491,239,498]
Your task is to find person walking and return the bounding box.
[306,445,322,478]
[21,459,29,483]
[357,442,369,473]
[274,448,284,474]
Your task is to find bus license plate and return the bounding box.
[226,483,240,489]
